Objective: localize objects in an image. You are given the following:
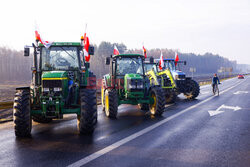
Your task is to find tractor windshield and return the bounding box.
[41,46,79,70]
[144,63,155,72]
[164,60,176,71]
[116,57,144,75]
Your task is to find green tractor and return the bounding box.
[13,39,97,137]
[101,54,165,118]
[144,58,177,103]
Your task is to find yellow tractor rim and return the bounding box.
[101,87,104,106]
[150,93,157,114]
[105,93,109,116]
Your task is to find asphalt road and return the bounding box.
[0,76,249,167]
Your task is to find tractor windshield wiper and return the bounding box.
[59,47,75,60]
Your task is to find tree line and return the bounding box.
[0,47,32,83]
[0,42,237,83]
[90,42,237,78]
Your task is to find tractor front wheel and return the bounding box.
[78,89,97,134]
[165,89,177,104]
[184,80,200,100]
[138,103,149,111]
[104,89,118,118]
[13,89,32,137]
[149,87,165,116]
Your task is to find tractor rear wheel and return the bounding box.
[184,79,200,99]
[104,89,118,118]
[13,89,32,137]
[149,87,165,116]
[32,115,52,123]
[78,88,97,134]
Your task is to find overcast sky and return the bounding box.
[0,0,249,64]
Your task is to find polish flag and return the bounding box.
[35,28,53,48]
[175,52,179,66]
[113,45,120,55]
[83,33,90,62]
[143,46,147,58]
[159,51,164,70]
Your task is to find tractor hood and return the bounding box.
[124,73,144,96]
[42,71,68,80]
[41,71,69,97]
[124,73,143,80]
[171,70,185,76]
[171,70,186,80]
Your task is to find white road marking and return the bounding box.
[219,104,241,111]
[233,91,248,95]
[67,79,246,167]
[200,85,210,88]
[201,91,209,94]
[208,104,242,116]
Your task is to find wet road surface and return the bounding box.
[0,76,249,167]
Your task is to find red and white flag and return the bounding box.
[159,51,164,70]
[35,26,53,48]
[143,46,147,58]
[175,52,179,66]
[83,33,90,62]
[113,45,120,55]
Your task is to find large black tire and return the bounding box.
[165,89,177,104]
[149,87,165,116]
[13,89,32,137]
[184,79,200,99]
[138,103,149,111]
[78,89,97,134]
[32,115,52,123]
[104,89,118,118]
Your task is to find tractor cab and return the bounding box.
[154,59,186,80]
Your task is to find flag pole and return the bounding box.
[85,24,87,33]
[142,42,144,55]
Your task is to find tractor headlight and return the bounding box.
[175,75,185,80]
[128,84,136,89]
[137,84,144,89]
[54,87,62,92]
[136,80,144,89]
[43,88,49,92]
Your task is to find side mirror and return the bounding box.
[89,46,94,55]
[24,47,30,57]
[106,57,110,65]
[184,61,187,65]
[150,57,154,63]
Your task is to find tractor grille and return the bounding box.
[130,89,143,92]
[42,80,62,88]
[178,75,186,79]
